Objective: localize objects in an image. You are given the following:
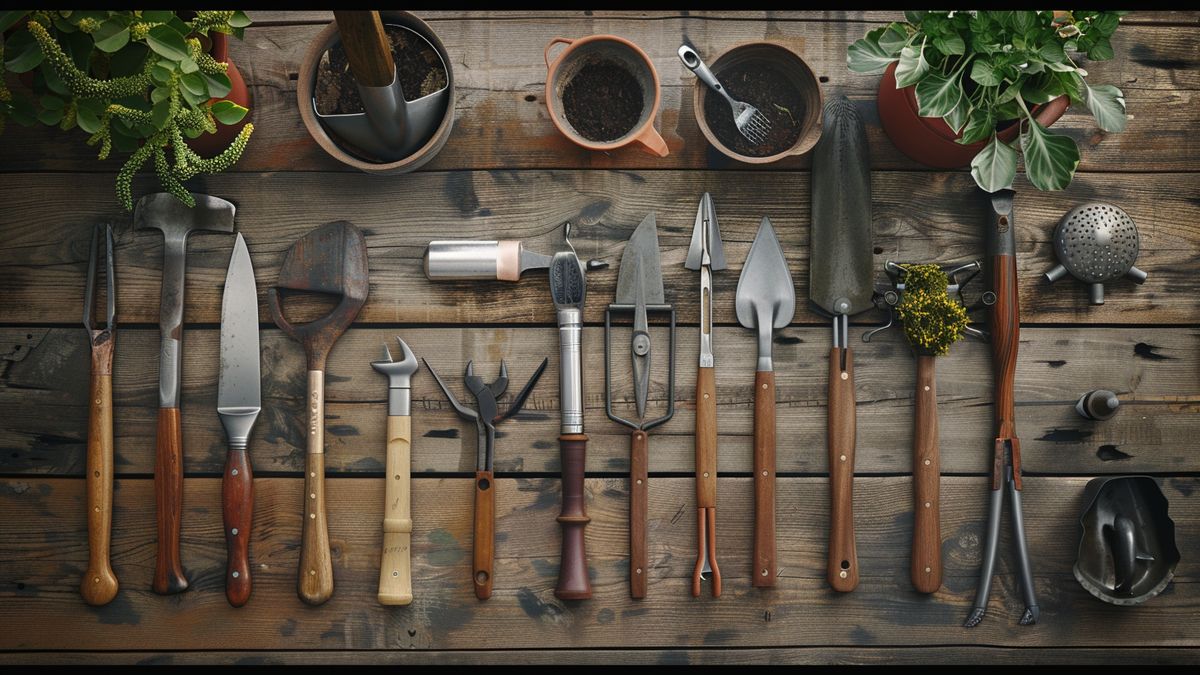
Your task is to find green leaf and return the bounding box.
[3,31,44,73]
[1022,75,1063,104]
[151,85,170,104]
[76,103,102,133]
[109,42,149,77]
[1020,120,1081,191]
[8,93,37,125]
[970,134,1018,192]
[878,23,909,54]
[904,10,928,24]
[39,62,69,96]
[141,10,176,24]
[847,34,899,74]
[201,71,231,99]
[181,86,207,107]
[181,72,207,97]
[39,95,65,111]
[970,59,1002,87]
[151,97,171,129]
[93,22,130,53]
[151,60,174,85]
[1084,82,1126,132]
[111,128,138,152]
[944,99,970,135]
[959,109,996,145]
[1054,70,1085,103]
[914,71,962,118]
[1045,58,1077,73]
[211,99,248,125]
[146,24,188,61]
[1087,37,1114,61]
[894,40,930,88]
[1038,40,1065,64]
[933,34,965,56]
[37,105,64,126]
[229,11,252,28]
[1091,13,1119,36]
[179,55,199,74]
[0,10,28,33]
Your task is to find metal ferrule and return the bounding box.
[699,266,714,368]
[557,307,584,434]
[387,387,412,417]
[985,189,1016,258]
[218,407,259,451]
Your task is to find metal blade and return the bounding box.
[736,217,795,371]
[810,96,874,317]
[685,192,726,271]
[218,233,262,416]
[616,213,665,305]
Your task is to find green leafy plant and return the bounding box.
[848,10,1127,192]
[896,264,968,357]
[0,10,254,210]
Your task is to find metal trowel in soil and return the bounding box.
[316,11,449,161]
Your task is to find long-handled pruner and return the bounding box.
[81,224,118,606]
[424,357,547,600]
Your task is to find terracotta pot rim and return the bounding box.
[543,33,664,152]
[297,11,456,173]
[691,40,824,164]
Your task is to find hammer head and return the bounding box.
[134,193,236,241]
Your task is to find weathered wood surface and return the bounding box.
[2,327,1196,476]
[1,16,1197,174]
[1,476,1197,650]
[2,171,1198,327]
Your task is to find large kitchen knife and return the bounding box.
[810,95,874,592]
[218,232,261,607]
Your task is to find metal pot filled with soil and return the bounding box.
[297,11,455,173]
[689,42,823,164]
[544,35,669,157]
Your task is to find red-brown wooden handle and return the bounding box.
[827,347,859,592]
[153,407,188,595]
[331,11,395,87]
[912,354,942,594]
[82,355,118,606]
[473,469,495,600]
[555,433,592,600]
[630,430,648,599]
[223,447,253,607]
[753,370,776,587]
[991,253,1022,488]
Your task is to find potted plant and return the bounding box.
[847,10,1127,192]
[0,10,254,210]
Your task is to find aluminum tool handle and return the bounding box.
[299,370,334,605]
[473,469,495,600]
[911,354,942,593]
[678,45,737,108]
[558,308,584,434]
[424,240,528,282]
[82,338,119,606]
[378,415,413,605]
[827,343,859,592]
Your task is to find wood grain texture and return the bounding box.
[221,447,253,607]
[629,430,647,599]
[912,354,941,594]
[752,370,776,588]
[378,415,413,606]
[331,11,395,87]
[298,449,333,605]
[695,366,718,507]
[555,434,592,600]
[2,476,1198,651]
[826,348,858,592]
[152,407,188,595]
[81,369,118,606]
[473,470,495,600]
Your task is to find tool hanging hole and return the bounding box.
[840,560,850,570]
[475,571,489,584]
[478,477,491,491]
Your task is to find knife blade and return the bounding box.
[810,95,873,593]
[218,232,261,607]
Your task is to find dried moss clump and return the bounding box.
[896,263,969,356]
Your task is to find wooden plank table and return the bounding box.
[2,10,1198,665]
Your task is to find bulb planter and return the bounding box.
[297,11,455,174]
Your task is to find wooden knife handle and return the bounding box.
[331,11,395,87]
[222,447,253,607]
[82,363,118,606]
[752,370,776,588]
[473,469,495,600]
[630,430,648,599]
[827,347,859,592]
[153,407,188,595]
[298,370,333,605]
[695,366,717,508]
[912,354,942,593]
[378,415,413,606]
[555,433,592,600]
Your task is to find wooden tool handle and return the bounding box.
[378,415,413,606]
[82,364,118,606]
[222,447,253,607]
[153,407,188,595]
[752,370,776,588]
[473,469,495,600]
[630,430,648,599]
[990,253,1023,487]
[912,355,942,594]
[555,433,592,600]
[827,347,859,592]
[298,370,333,605]
[695,366,717,508]
[331,11,395,87]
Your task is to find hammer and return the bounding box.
[135,193,236,594]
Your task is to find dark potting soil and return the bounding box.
[314,25,448,115]
[703,61,804,157]
[562,59,644,142]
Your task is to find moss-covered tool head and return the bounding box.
[895,263,970,357]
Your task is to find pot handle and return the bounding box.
[545,37,575,70]
[635,124,670,158]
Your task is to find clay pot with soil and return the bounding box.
[691,42,823,164]
[297,11,455,173]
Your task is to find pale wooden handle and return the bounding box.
[298,370,333,605]
[695,366,718,508]
[912,355,942,593]
[378,415,413,605]
[82,370,118,606]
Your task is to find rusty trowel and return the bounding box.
[316,11,449,161]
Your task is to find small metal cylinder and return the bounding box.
[1076,390,1120,421]
[558,307,584,434]
[424,241,502,280]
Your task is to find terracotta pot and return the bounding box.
[692,41,823,164]
[543,35,669,157]
[877,61,1069,169]
[185,32,252,157]
[297,11,455,173]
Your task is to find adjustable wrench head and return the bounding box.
[371,337,419,389]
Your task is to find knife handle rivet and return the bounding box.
[924,459,931,466]
[703,472,710,478]
[395,474,401,481]
[93,577,100,583]
[231,468,238,476]
[310,513,316,519]
[924,385,930,392]
[310,472,316,478]
[762,470,768,476]
[309,569,316,576]
[232,528,239,535]
[232,571,239,578]
[310,493,316,499]
[94,471,100,477]
[924,567,931,574]
[840,372,848,381]
[636,479,643,485]
[392,570,399,577]
[703,393,710,400]
[839,570,848,579]
[94,506,100,513]
[840,455,847,462]
[762,383,768,390]
[761,569,769,577]
[925,502,931,508]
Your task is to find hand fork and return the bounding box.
[678,45,771,145]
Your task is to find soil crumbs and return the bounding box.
[315,25,447,115]
[562,59,644,142]
[703,61,803,157]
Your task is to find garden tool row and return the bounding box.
[424,221,595,600]
[371,338,420,606]
[425,357,547,599]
